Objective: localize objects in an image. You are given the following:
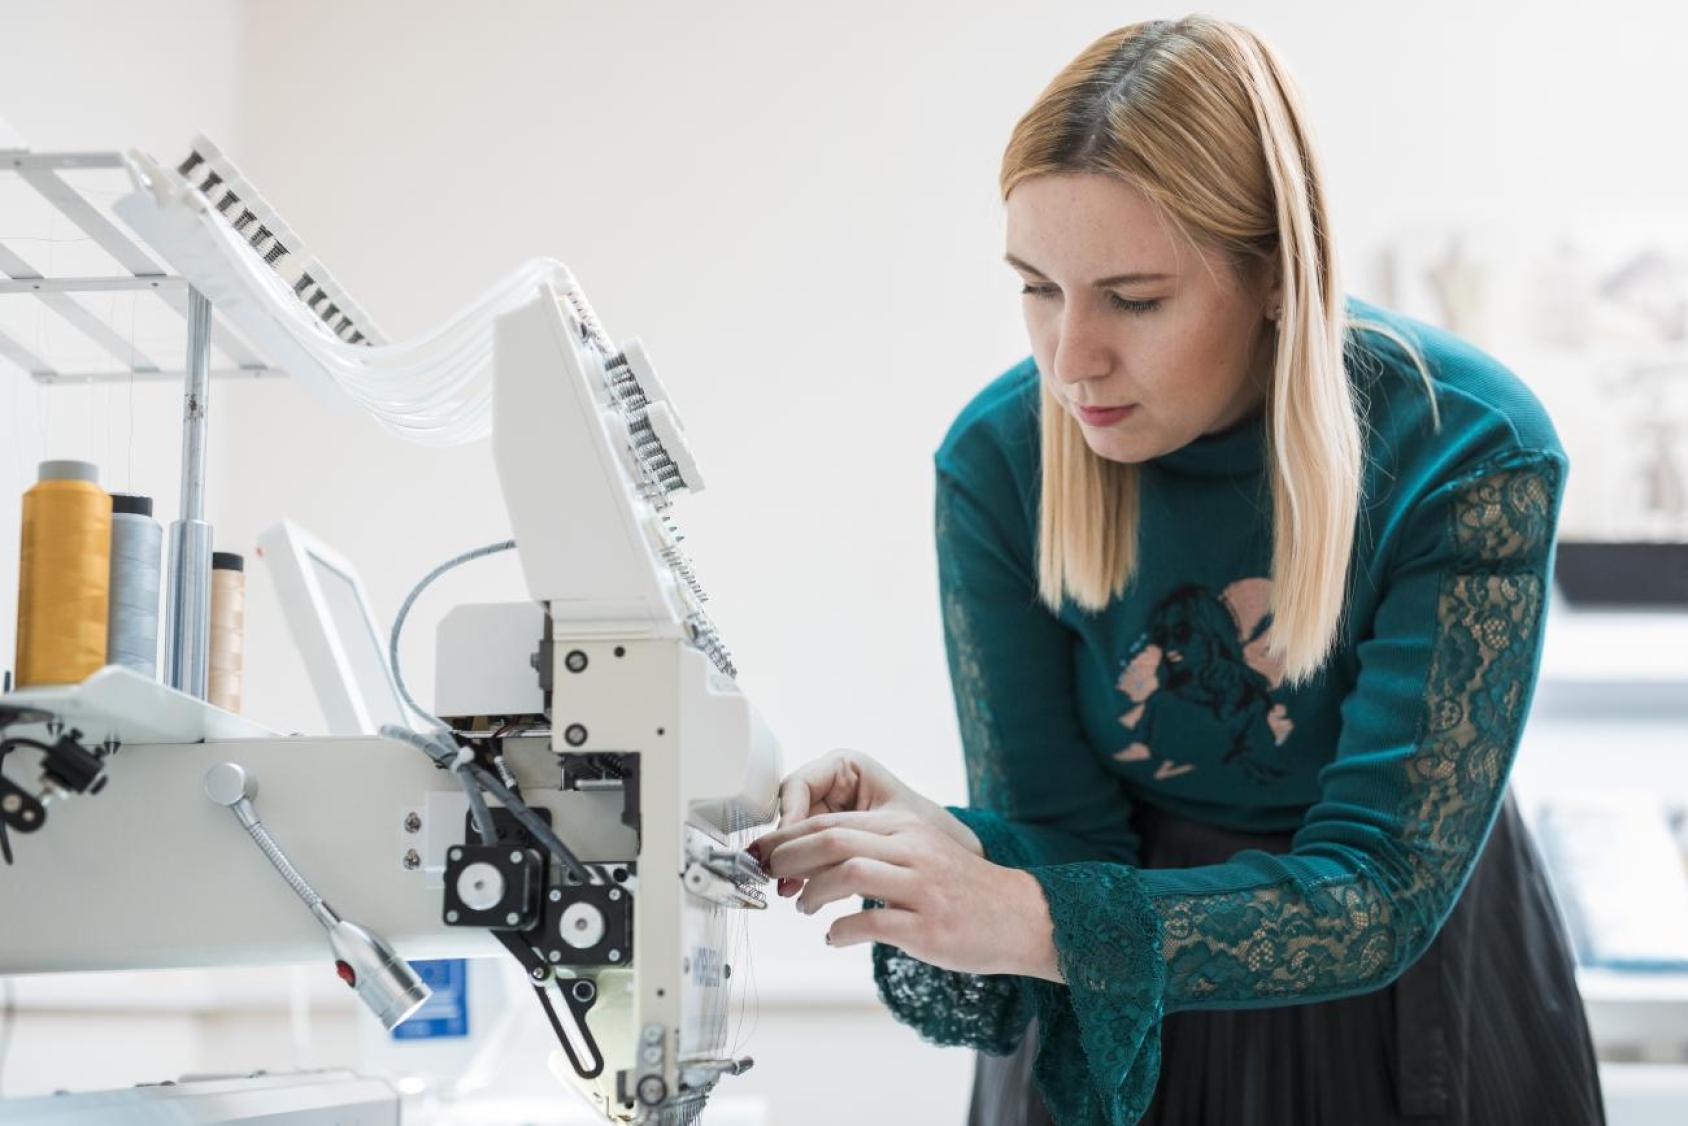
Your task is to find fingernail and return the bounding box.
[825,932,833,945]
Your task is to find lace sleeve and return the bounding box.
[1019,448,1568,1125]
[868,462,1143,1055]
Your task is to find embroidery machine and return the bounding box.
[0,133,781,1124]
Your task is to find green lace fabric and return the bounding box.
[870,449,1566,1125]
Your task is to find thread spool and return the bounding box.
[15,460,111,688]
[108,493,163,679]
[208,550,245,713]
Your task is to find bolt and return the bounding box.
[402,849,421,870]
[530,967,549,982]
[445,909,460,923]
[564,724,588,747]
[506,911,520,926]
[636,1075,666,1106]
[565,649,589,673]
[549,888,563,903]
[448,847,463,862]
[608,889,621,901]
[403,812,421,833]
[548,950,562,963]
[608,949,622,963]
[510,850,524,865]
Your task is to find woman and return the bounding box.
[747,15,1604,1125]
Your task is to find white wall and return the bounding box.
[3,1,1686,1121]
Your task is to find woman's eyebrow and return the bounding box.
[1003,253,1171,287]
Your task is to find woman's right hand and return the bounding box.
[752,749,983,898]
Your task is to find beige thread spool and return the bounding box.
[15,460,111,688]
[208,550,245,713]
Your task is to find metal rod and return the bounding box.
[0,276,186,294]
[2,152,126,171]
[31,367,277,385]
[163,286,215,699]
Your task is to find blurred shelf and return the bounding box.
[0,663,277,746]
[1535,601,1688,717]
[1580,969,1688,1053]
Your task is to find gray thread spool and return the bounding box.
[107,493,162,679]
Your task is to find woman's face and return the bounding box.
[1005,172,1279,464]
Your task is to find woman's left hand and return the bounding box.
[748,807,1059,980]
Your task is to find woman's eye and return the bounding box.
[1020,283,1059,299]
[1109,294,1161,315]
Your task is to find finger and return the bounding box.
[798,856,915,915]
[827,904,919,950]
[778,752,857,824]
[753,808,910,862]
[768,825,911,882]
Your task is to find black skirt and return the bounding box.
[968,793,1606,1126]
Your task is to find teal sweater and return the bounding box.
[868,298,1568,1124]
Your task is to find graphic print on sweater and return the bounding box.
[1115,576,1295,784]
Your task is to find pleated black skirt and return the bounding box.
[968,793,1606,1126]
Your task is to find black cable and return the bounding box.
[458,765,498,845]
[380,725,589,883]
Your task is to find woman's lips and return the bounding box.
[1075,403,1137,427]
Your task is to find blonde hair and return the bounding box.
[1003,16,1435,689]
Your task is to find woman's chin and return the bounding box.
[1080,430,1157,465]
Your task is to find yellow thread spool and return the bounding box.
[15,460,111,688]
[208,551,245,713]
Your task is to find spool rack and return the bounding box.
[0,140,279,706]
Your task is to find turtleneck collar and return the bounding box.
[1145,404,1267,478]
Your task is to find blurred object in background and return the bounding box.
[1371,217,1688,552]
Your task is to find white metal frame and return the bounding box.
[0,148,273,384]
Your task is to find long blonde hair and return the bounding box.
[1003,16,1434,689]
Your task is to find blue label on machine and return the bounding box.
[391,958,469,1039]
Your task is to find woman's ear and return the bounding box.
[1262,256,1284,321]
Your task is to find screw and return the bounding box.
[565,649,588,673]
[642,1045,662,1066]
[608,949,622,963]
[530,967,549,982]
[1,794,19,814]
[506,912,520,926]
[445,909,460,923]
[608,889,621,901]
[572,980,595,1003]
[403,812,421,833]
[548,950,562,963]
[549,889,563,903]
[564,724,588,747]
[402,849,421,870]
[642,1024,662,1045]
[723,963,732,979]
[510,850,524,865]
[448,847,463,862]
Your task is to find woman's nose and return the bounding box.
[1050,310,1112,386]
